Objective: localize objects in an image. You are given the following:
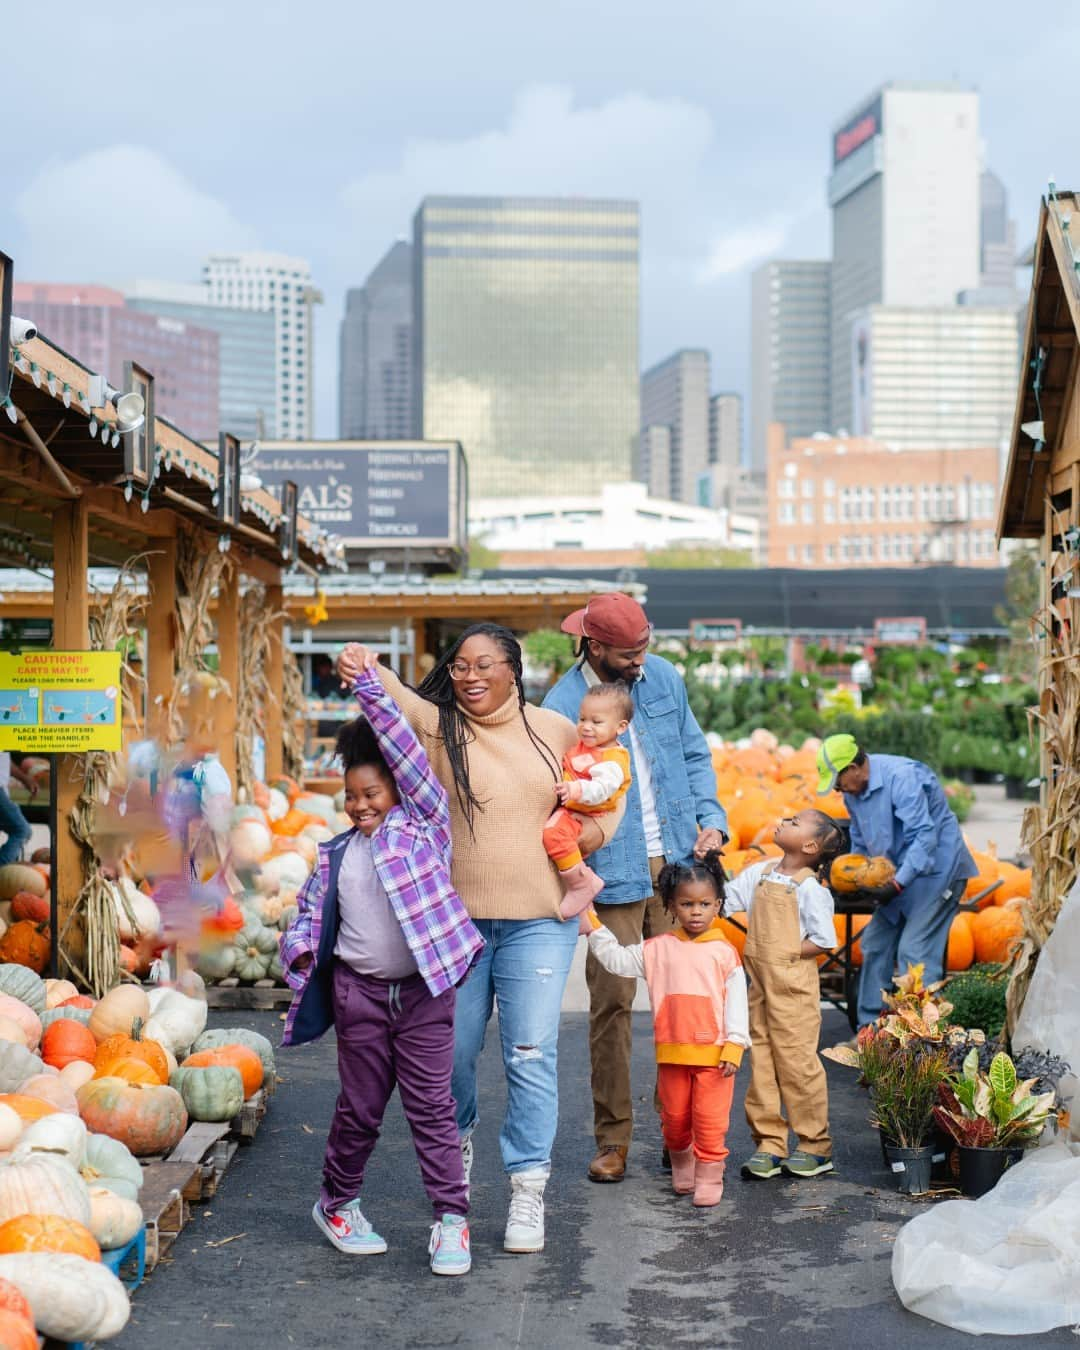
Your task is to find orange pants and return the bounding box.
[657,1063,735,1163]
[542,807,584,871]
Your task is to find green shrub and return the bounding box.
[944,964,1008,1037]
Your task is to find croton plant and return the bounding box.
[934,1048,1056,1149]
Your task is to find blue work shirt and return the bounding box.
[542,655,727,905]
[843,754,976,926]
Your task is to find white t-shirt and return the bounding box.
[723,860,835,950]
[582,663,663,857]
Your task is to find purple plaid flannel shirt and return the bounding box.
[280,667,483,1045]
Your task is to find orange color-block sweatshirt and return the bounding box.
[586,917,750,1068]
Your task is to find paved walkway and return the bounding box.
[114,1006,1073,1350]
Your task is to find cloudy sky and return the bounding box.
[3,1,1073,438]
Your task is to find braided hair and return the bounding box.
[804,809,847,880]
[416,622,561,833]
[657,849,727,914]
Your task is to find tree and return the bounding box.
[994,545,1040,681]
[523,628,577,676]
[644,545,755,569]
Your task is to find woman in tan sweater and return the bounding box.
[337,626,622,1258]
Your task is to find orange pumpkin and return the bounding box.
[0,921,50,973]
[946,912,975,971]
[0,1278,32,1323]
[94,1022,170,1084]
[182,1044,263,1098]
[9,892,49,924]
[972,906,1024,965]
[0,1094,59,1123]
[59,994,95,1009]
[717,911,748,957]
[0,1213,101,1261]
[994,862,1032,904]
[76,1078,188,1155]
[830,912,871,965]
[270,808,321,838]
[0,1308,36,1350]
[94,1055,162,1086]
[273,775,302,803]
[118,945,138,975]
[964,850,1002,907]
[829,854,896,894]
[41,1019,98,1070]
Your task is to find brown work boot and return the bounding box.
[588,1145,628,1183]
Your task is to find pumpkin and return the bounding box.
[8,895,48,926]
[76,1078,187,1156]
[81,1134,144,1200]
[946,912,975,971]
[181,1044,262,1098]
[0,999,39,1053]
[86,1187,143,1250]
[94,1056,161,1087]
[994,861,1032,904]
[0,1277,31,1323]
[87,986,150,1044]
[0,1019,29,1051]
[0,1213,100,1261]
[59,994,95,1009]
[107,878,161,941]
[0,1307,36,1350]
[43,979,78,1011]
[0,925,48,975]
[201,893,245,936]
[256,851,311,897]
[0,1252,130,1341]
[196,942,236,982]
[14,1114,87,1169]
[58,1061,96,1094]
[93,1020,169,1085]
[40,1007,92,1033]
[972,906,1024,965]
[170,1065,244,1121]
[16,1076,78,1116]
[230,818,273,868]
[141,990,206,1058]
[831,912,872,966]
[0,1047,41,1096]
[964,850,1002,907]
[192,1027,276,1079]
[41,1019,97,1071]
[0,1096,58,1125]
[0,970,45,1019]
[0,1108,21,1155]
[0,871,44,905]
[230,919,278,982]
[829,854,897,894]
[117,945,138,976]
[716,911,748,957]
[0,1154,89,1226]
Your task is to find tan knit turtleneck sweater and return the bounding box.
[376,664,622,921]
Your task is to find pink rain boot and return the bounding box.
[692,1162,726,1208]
[669,1148,696,1195]
[558,862,604,919]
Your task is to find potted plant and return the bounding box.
[868,1037,951,1195]
[934,1048,1056,1198]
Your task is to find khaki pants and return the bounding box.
[586,857,672,1148]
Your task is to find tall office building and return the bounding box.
[709,393,742,470]
[202,252,321,439]
[128,281,275,440]
[339,241,415,440]
[12,283,219,438]
[749,260,831,474]
[413,195,639,497]
[639,349,710,504]
[978,170,1017,293]
[829,83,981,433]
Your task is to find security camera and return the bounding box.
[9,317,37,344]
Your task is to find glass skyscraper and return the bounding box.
[413,195,639,497]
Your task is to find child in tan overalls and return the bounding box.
[722,809,843,1180]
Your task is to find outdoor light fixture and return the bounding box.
[88,415,98,437]
[101,423,110,444]
[62,383,71,408]
[86,374,145,435]
[8,317,37,344]
[46,372,56,396]
[2,399,16,425]
[29,363,40,388]
[1021,419,1045,442]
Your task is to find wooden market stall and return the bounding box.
[0,329,341,989]
[997,187,1080,1024]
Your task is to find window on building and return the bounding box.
[823,478,836,497]
[787,545,798,562]
[778,479,795,498]
[778,503,795,524]
[824,543,836,563]
[802,503,814,525]
[862,487,875,521]
[802,479,815,498]
[803,543,814,563]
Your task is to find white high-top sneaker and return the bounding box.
[504,1168,547,1253]
[461,1133,474,1190]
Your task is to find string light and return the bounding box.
[101,423,110,444]
[2,398,16,425]
[46,372,56,396]
[89,415,98,437]
[62,383,71,408]
[29,363,41,389]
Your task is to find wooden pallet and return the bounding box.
[168,1121,238,1201]
[230,1088,268,1144]
[140,1160,200,1268]
[205,978,293,1010]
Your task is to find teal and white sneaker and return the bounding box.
[312,1199,388,1254]
[740,1151,784,1179]
[781,1151,835,1178]
[429,1214,471,1276]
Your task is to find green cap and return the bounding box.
[817,733,859,795]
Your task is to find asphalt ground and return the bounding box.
[113,1006,1074,1350]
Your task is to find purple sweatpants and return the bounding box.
[321,961,468,1219]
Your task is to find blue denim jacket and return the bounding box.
[543,655,726,904]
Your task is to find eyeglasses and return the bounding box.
[448,658,511,681]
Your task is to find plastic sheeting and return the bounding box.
[892,878,1080,1335]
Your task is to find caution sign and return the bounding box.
[0,651,123,752]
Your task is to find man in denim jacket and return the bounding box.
[543,593,728,1183]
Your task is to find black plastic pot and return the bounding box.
[972,769,1004,785]
[884,1143,935,1196]
[953,768,977,785]
[930,1127,954,1184]
[957,1145,1025,1198]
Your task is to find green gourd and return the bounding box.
[40,1007,93,1030]
[169,1065,244,1122]
[0,1041,43,1093]
[79,1133,144,1200]
[0,964,46,1015]
[231,920,278,982]
[191,1027,275,1079]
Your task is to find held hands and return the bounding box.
[337,643,379,687]
[553,781,581,806]
[694,827,727,859]
[578,905,600,937]
[719,1062,737,1078]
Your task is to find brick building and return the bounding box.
[766,424,1002,568]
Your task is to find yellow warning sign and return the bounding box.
[0,651,123,752]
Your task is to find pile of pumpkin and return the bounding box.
[0,864,55,976]
[711,732,1034,973]
[0,965,274,1344]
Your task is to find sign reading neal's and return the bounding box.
[253,440,466,556]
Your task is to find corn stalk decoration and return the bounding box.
[167,526,229,745]
[236,584,277,798]
[60,562,147,994]
[281,645,305,781]
[1006,508,1080,1033]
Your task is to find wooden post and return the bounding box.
[52,498,90,977]
[264,579,284,782]
[215,560,240,786]
[146,536,177,745]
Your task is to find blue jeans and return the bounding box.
[0,790,32,867]
[451,916,578,1175]
[856,881,963,1027]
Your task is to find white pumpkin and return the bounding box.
[0,1153,90,1225]
[229,817,273,868]
[87,1185,143,1249]
[256,851,311,897]
[107,878,161,941]
[0,1043,43,1093]
[58,1060,96,1093]
[0,1104,22,1152]
[301,823,334,846]
[294,792,337,827]
[265,786,289,821]
[0,1252,130,1340]
[15,1113,87,1168]
[142,991,207,1057]
[0,1014,29,1049]
[45,978,79,1009]
[0,994,41,1050]
[0,865,46,902]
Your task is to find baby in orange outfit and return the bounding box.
[543,683,632,918]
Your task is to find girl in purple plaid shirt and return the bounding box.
[280,657,484,1276]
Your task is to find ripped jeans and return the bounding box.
[451,916,578,1175]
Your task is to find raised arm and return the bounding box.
[337,642,438,736]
